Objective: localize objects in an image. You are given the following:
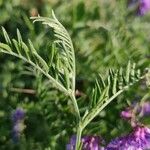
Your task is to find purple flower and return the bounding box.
[139,102,150,116]
[121,101,150,121]
[66,135,76,150]
[139,0,150,15]
[13,123,25,135]
[120,107,133,120]
[11,108,25,142]
[12,108,25,123]
[67,135,103,150]
[12,122,25,142]
[105,125,150,150]
[128,0,139,7]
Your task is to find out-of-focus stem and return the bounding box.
[75,124,82,150]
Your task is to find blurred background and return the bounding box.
[0,0,150,149]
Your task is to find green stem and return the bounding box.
[74,89,125,150]
[70,92,81,121]
[75,124,82,150]
[81,88,125,129]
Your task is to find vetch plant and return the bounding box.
[0,11,149,149]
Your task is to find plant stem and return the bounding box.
[74,89,125,150]
[81,88,124,129]
[10,87,36,94]
[75,124,82,150]
[69,92,82,150]
[70,92,81,121]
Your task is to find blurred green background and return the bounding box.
[0,0,150,149]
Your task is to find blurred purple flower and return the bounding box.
[12,122,25,142]
[121,101,150,121]
[67,135,103,150]
[128,0,139,7]
[11,108,25,143]
[128,0,150,15]
[139,0,150,15]
[105,125,150,150]
[12,108,25,123]
[67,135,76,150]
[139,102,150,116]
[120,107,133,120]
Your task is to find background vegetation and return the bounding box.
[0,0,149,149]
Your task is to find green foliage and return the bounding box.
[0,0,149,149]
[81,62,142,129]
[0,26,68,93]
[31,11,76,92]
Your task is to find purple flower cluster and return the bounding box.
[67,135,103,150]
[106,101,150,150]
[11,108,25,142]
[139,0,150,15]
[105,125,150,150]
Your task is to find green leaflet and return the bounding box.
[1,27,12,46]
[33,52,49,73]
[0,43,12,52]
